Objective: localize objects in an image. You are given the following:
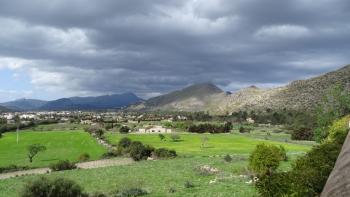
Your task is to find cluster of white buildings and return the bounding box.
[137,125,172,134]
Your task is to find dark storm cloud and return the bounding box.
[0,0,349,98]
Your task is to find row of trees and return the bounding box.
[188,122,233,134]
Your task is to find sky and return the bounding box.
[0,0,349,102]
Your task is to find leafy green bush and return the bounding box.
[101,150,121,159]
[118,137,132,149]
[50,160,77,171]
[112,188,148,197]
[255,172,291,197]
[278,145,288,161]
[184,181,195,188]
[223,154,233,162]
[249,144,282,176]
[153,148,177,158]
[291,127,313,140]
[327,115,350,142]
[21,177,87,197]
[129,141,154,161]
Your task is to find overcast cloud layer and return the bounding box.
[0,0,349,101]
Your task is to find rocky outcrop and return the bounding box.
[321,127,350,197]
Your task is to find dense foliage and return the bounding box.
[116,137,177,161]
[188,122,232,133]
[314,84,350,142]
[21,177,87,197]
[255,116,349,196]
[291,127,314,141]
[249,144,283,176]
[119,126,130,134]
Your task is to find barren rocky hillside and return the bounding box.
[131,65,350,115]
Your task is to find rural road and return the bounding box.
[0,158,134,180]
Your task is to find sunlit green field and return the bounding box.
[0,128,314,197]
[0,131,106,168]
[105,133,312,156]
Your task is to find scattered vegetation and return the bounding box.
[50,160,77,171]
[170,134,181,142]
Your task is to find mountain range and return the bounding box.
[130,64,350,114]
[0,93,142,111]
[2,64,349,113]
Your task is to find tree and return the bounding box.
[314,84,350,142]
[119,126,130,134]
[14,115,20,144]
[27,144,46,163]
[249,144,282,176]
[158,134,166,141]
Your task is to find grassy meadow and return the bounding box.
[0,124,314,197]
[105,133,311,156]
[0,131,106,168]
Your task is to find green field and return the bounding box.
[105,133,311,156]
[0,129,313,196]
[0,131,106,167]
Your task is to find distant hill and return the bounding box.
[0,105,11,112]
[0,99,47,111]
[131,65,350,114]
[130,82,224,112]
[39,93,142,111]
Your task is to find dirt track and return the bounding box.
[0,158,134,180]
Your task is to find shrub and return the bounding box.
[158,134,166,141]
[223,154,232,162]
[249,144,282,176]
[21,177,87,197]
[101,150,121,159]
[278,145,288,161]
[255,172,291,197]
[118,137,132,149]
[153,148,177,159]
[327,115,350,142]
[170,134,181,142]
[129,141,154,161]
[0,165,30,173]
[291,127,313,140]
[50,160,77,171]
[119,126,130,134]
[0,131,2,138]
[239,126,251,133]
[79,153,90,162]
[112,188,148,197]
[184,181,195,188]
[85,126,105,138]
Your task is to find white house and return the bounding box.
[137,125,172,134]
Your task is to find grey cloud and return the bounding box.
[0,0,349,99]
